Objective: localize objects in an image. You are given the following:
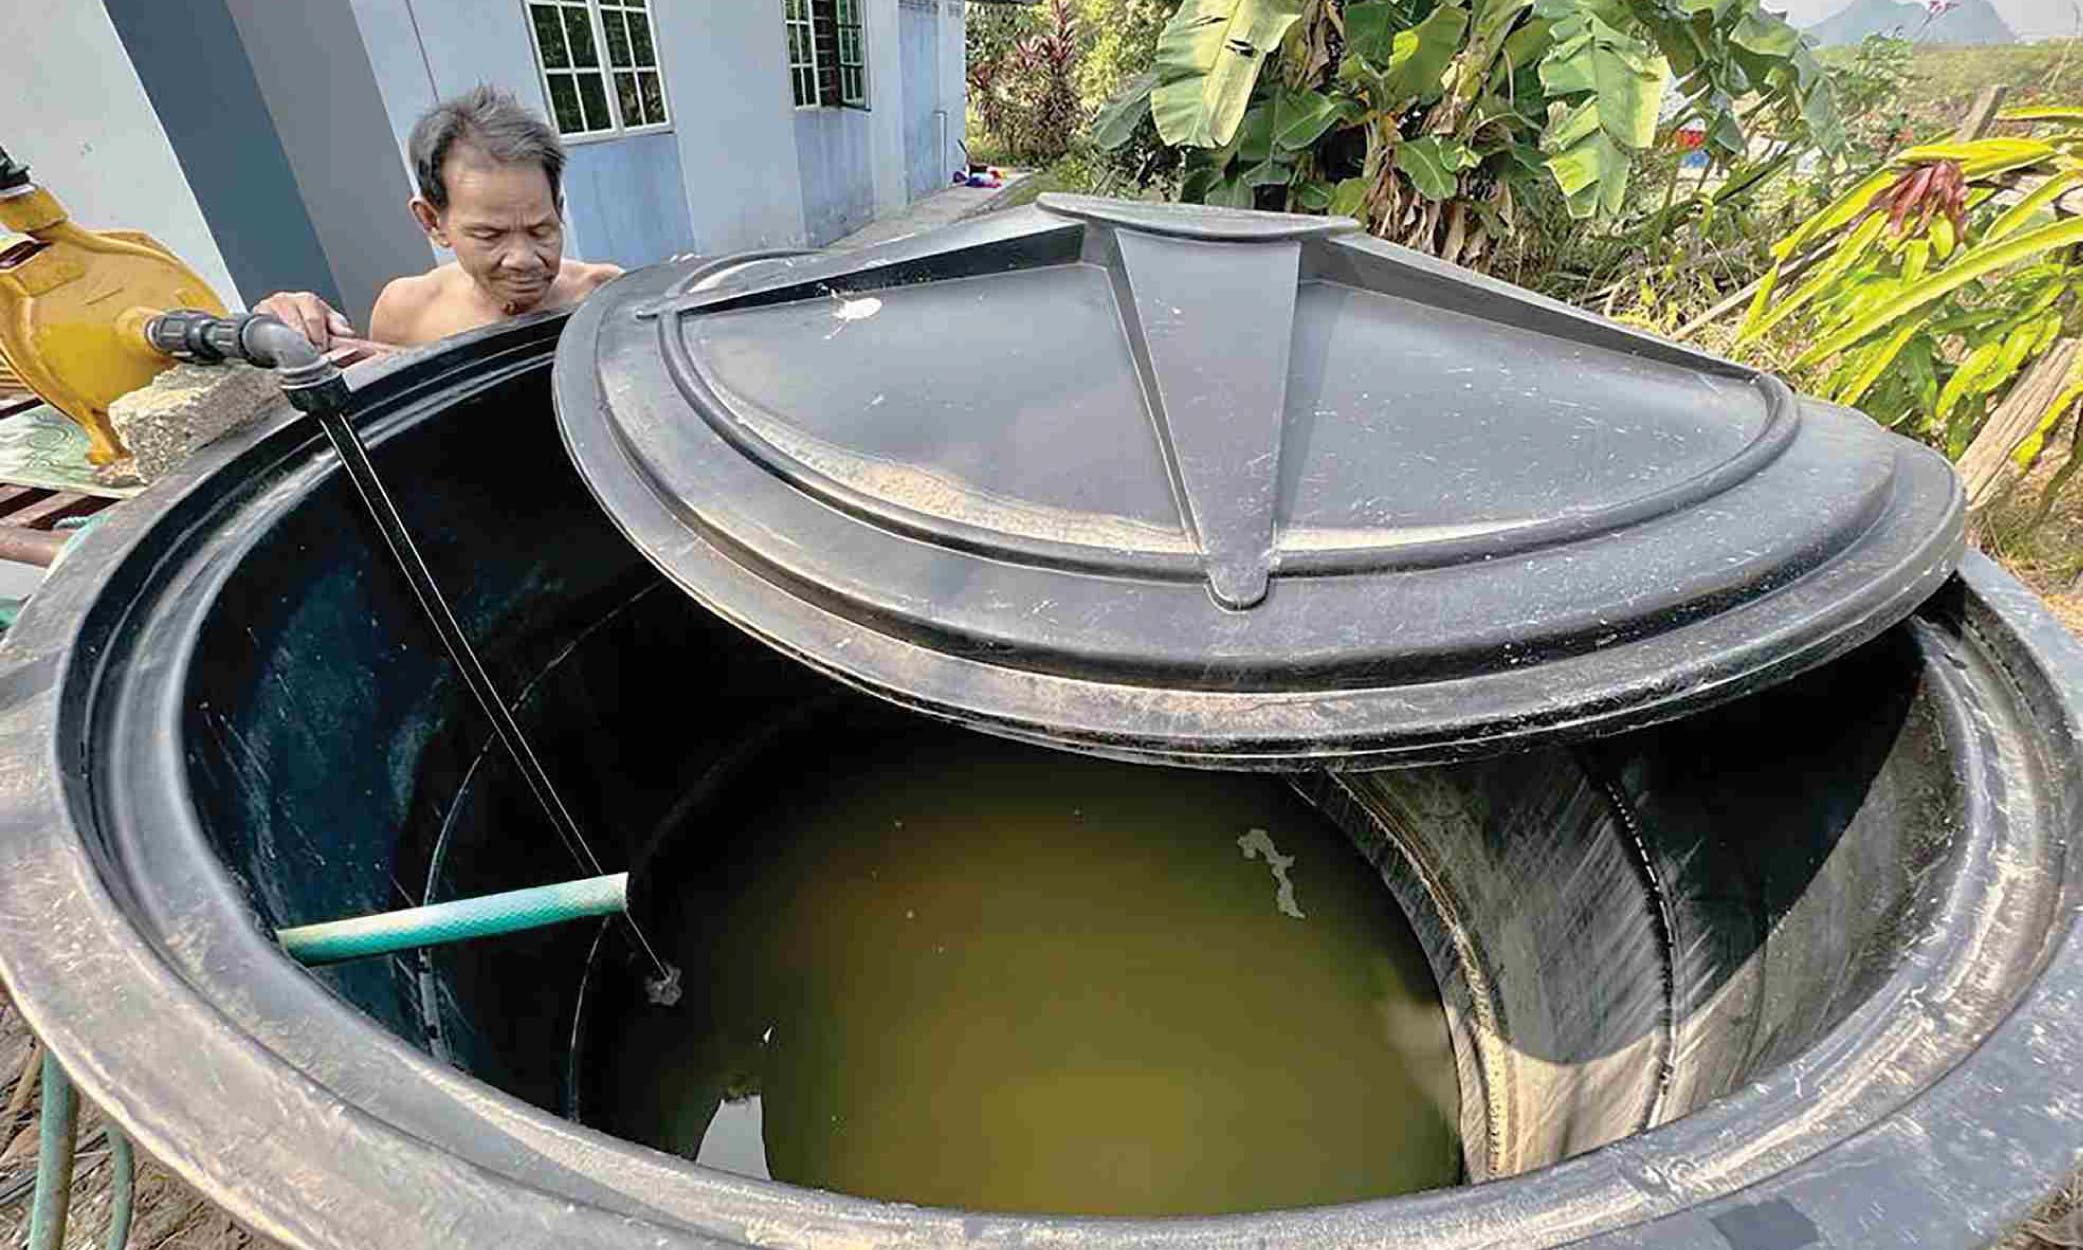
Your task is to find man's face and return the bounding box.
[419,150,563,314]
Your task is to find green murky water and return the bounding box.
[587,721,1460,1216]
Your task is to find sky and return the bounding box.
[1780,0,2079,39]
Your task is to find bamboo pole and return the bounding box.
[1957,338,2081,521]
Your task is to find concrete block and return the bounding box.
[108,362,282,484]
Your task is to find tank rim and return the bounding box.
[0,313,2079,1250]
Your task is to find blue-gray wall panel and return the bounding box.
[795,109,877,246]
[900,2,946,200]
[102,0,339,309]
[564,133,698,269]
[226,0,435,328]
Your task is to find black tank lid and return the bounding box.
[552,194,1964,768]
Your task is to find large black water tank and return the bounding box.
[0,204,2078,1250]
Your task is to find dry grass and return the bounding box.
[2008,1173,2083,1249]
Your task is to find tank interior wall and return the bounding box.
[171,362,1986,1174]
[1298,630,1961,1179]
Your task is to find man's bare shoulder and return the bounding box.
[528,259,619,316]
[572,258,624,288]
[556,259,623,304]
[369,267,464,345]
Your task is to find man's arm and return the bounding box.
[252,291,354,350]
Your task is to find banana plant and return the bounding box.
[1741,107,2083,461]
[1093,0,1841,263]
[1148,0,1310,147]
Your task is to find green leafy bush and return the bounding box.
[1094,0,1844,265]
[1742,108,2083,461]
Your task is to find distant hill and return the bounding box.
[1804,0,2018,44]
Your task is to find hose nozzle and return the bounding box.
[145,310,350,417]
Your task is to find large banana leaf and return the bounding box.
[1728,8,1799,55]
[1384,5,1470,103]
[1543,100,1631,217]
[1537,7,1666,217]
[1272,89,1345,151]
[1455,0,1536,104]
[1398,136,1478,199]
[1150,0,1309,148]
[1342,0,1401,67]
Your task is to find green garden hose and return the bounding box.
[20,872,631,1247]
[105,1128,133,1250]
[27,1052,76,1250]
[277,872,629,965]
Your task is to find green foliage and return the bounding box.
[1827,35,1915,162]
[968,0,1087,164]
[1093,0,1845,265]
[1743,110,2083,463]
[1078,0,1176,100]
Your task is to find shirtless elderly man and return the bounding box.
[259,86,619,350]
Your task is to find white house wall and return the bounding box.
[35,0,973,314]
[649,1,810,253]
[6,0,240,307]
[900,0,966,200]
[348,0,819,257]
[360,0,545,119]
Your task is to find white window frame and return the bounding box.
[785,0,870,111]
[834,0,867,107]
[524,0,674,143]
[786,0,823,110]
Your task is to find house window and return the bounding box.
[785,0,821,107]
[835,0,866,106]
[785,0,869,109]
[526,0,670,138]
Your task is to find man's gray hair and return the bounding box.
[408,85,566,212]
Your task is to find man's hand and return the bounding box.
[253,291,355,350]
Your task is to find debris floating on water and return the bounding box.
[1237,827,1306,920]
